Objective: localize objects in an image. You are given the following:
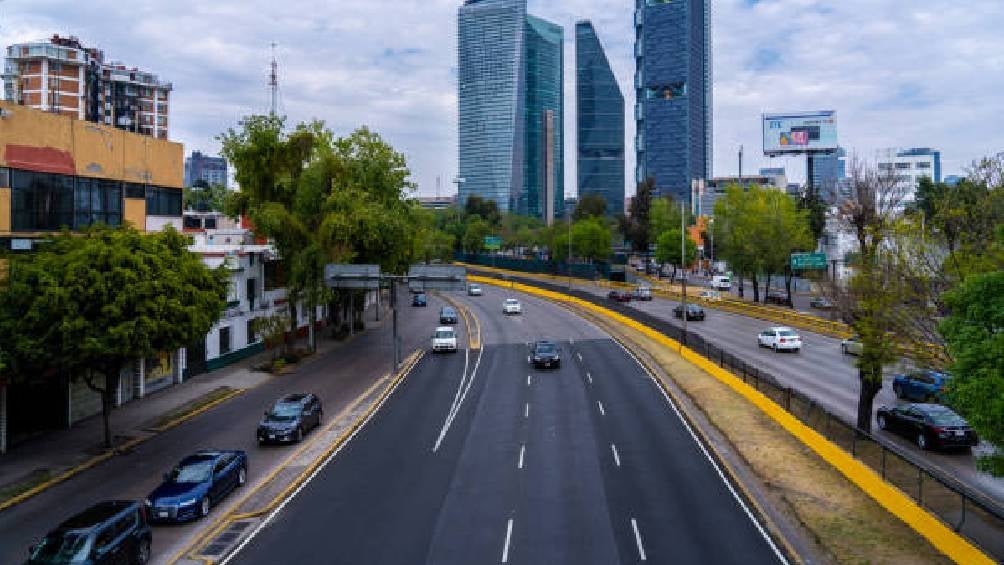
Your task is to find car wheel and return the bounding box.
[917,433,929,450]
[237,466,247,487]
[296,427,304,443]
[136,538,151,564]
[200,497,211,518]
[877,414,887,430]
[893,384,904,399]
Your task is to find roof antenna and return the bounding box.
[269,42,278,117]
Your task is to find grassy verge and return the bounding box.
[573,305,950,565]
[145,386,239,431]
[0,470,53,505]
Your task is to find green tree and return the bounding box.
[464,195,501,227]
[650,195,685,239]
[184,181,230,212]
[572,218,612,262]
[622,177,655,252]
[655,229,697,281]
[0,226,228,447]
[462,217,491,253]
[573,193,608,221]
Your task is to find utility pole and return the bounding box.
[567,206,573,291]
[738,145,744,185]
[269,42,278,117]
[680,201,688,343]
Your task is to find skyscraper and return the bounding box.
[634,0,712,204]
[576,21,625,217]
[184,151,228,188]
[457,0,563,222]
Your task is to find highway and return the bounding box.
[228,284,786,565]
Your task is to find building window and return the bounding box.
[124,183,145,199]
[878,162,894,171]
[246,278,257,310]
[74,178,122,228]
[146,186,182,216]
[0,167,8,188]
[11,169,75,231]
[183,216,201,229]
[646,82,686,100]
[895,162,911,170]
[219,327,232,355]
[204,217,217,229]
[916,162,931,169]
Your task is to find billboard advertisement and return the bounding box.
[762,111,838,155]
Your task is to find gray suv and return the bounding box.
[28,500,152,564]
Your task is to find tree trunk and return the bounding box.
[738,275,745,298]
[784,266,794,308]
[752,276,760,303]
[857,368,883,433]
[308,303,317,353]
[766,274,772,297]
[96,365,122,449]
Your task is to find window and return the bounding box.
[74,178,122,228]
[219,327,232,355]
[878,162,894,171]
[246,278,257,310]
[124,182,145,199]
[146,186,182,216]
[11,169,74,231]
[895,162,911,170]
[183,216,202,229]
[916,162,931,169]
[0,167,9,188]
[646,82,686,100]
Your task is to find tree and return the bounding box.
[655,229,697,281]
[253,313,292,362]
[650,195,684,239]
[464,195,501,227]
[798,189,827,245]
[573,193,608,221]
[622,177,655,252]
[0,226,228,447]
[184,181,230,213]
[462,217,491,253]
[572,218,612,262]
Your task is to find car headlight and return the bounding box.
[180,498,198,506]
[144,499,152,506]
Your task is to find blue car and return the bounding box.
[145,450,247,523]
[892,370,949,402]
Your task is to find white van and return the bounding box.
[711,275,731,291]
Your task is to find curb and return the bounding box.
[437,292,481,350]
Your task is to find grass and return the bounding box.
[146,386,238,431]
[0,469,53,504]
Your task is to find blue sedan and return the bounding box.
[892,370,950,402]
[145,450,247,522]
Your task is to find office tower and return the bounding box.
[876,147,942,204]
[523,15,564,223]
[185,151,228,188]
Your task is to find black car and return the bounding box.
[765,290,792,307]
[28,500,152,564]
[673,303,706,321]
[257,393,323,445]
[876,403,979,451]
[412,293,427,307]
[809,296,834,309]
[439,306,459,325]
[529,340,561,369]
[607,290,632,302]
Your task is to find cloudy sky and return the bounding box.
[3,0,1003,196]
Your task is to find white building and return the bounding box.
[876,147,942,205]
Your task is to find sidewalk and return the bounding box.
[0,302,388,503]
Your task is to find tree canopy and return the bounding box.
[573,193,608,221]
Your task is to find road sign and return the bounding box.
[408,265,467,292]
[325,264,382,289]
[484,236,502,251]
[791,252,828,270]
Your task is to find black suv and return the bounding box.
[28,500,152,564]
[439,306,459,325]
[529,340,561,369]
[258,393,324,445]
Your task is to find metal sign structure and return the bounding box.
[407,265,467,292]
[324,264,382,289]
[791,252,828,270]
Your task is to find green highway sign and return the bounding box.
[791,252,828,270]
[484,236,502,251]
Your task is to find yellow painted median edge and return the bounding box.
[438,293,481,350]
[468,274,994,565]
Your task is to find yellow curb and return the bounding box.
[171,350,424,565]
[469,274,994,565]
[439,293,481,350]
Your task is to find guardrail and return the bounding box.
[470,267,1004,562]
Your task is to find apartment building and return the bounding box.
[876,147,941,204]
[3,34,172,139]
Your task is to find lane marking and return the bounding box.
[527,375,532,386]
[577,352,583,361]
[586,372,593,384]
[631,518,647,561]
[610,443,621,467]
[432,336,486,453]
[597,401,606,416]
[570,338,575,344]
[524,403,530,419]
[501,518,514,563]
[518,444,525,470]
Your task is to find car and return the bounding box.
[697,290,722,302]
[28,501,152,565]
[607,289,633,302]
[145,450,248,522]
[503,298,522,315]
[632,286,653,301]
[765,289,792,307]
[892,370,950,402]
[757,327,802,352]
[432,326,458,353]
[673,303,706,321]
[467,284,483,296]
[439,306,459,325]
[257,393,324,444]
[876,403,978,451]
[412,293,427,307]
[810,296,834,309]
[528,340,561,369]
[711,275,731,291]
[841,336,863,356]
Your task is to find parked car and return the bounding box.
[439,306,459,325]
[257,393,323,444]
[467,284,483,297]
[607,290,633,302]
[892,370,950,402]
[757,327,802,352]
[765,290,792,307]
[503,298,522,315]
[876,403,978,451]
[632,286,653,301]
[432,326,458,353]
[840,336,863,356]
[146,450,248,522]
[697,290,722,302]
[673,303,706,321]
[809,296,834,309]
[528,340,561,369]
[28,501,152,565]
[711,275,731,291]
[412,293,427,307]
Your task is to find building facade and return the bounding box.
[184,151,228,188]
[3,35,172,139]
[634,0,712,204]
[807,147,847,203]
[522,15,564,223]
[576,21,625,218]
[876,147,941,204]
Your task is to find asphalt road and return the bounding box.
[0,288,443,565]
[229,284,785,565]
[572,281,1004,505]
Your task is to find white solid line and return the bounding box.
[610,443,621,467]
[524,402,530,419]
[527,374,532,386]
[518,444,525,469]
[433,340,486,452]
[586,372,593,384]
[501,518,514,563]
[631,518,647,561]
[597,401,606,416]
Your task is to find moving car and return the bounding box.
[528,340,561,369]
[503,298,522,315]
[28,501,152,565]
[841,336,863,356]
[757,327,802,352]
[765,290,792,307]
[257,393,324,444]
[711,275,731,291]
[607,289,632,302]
[809,296,834,309]
[432,326,458,353]
[892,370,950,402]
[876,403,978,451]
[697,290,722,302]
[439,306,459,325]
[673,303,706,321]
[146,450,248,522]
[412,293,427,307]
[633,286,653,301]
[467,284,482,296]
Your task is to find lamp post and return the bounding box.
[708,217,715,273]
[680,201,688,342]
[567,206,573,291]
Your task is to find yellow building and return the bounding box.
[0,100,183,250]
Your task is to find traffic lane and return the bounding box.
[0,292,442,565]
[575,338,784,564]
[229,332,485,565]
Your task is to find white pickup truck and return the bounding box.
[711,275,732,291]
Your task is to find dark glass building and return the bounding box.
[634,0,712,205]
[576,21,624,217]
[522,15,564,220]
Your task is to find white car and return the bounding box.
[468,284,483,296]
[711,276,732,291]
[503,298,522,315]
[431,326,458,353]
[757,326,802,352]
[697,290,722,302]
[841,336,863,356]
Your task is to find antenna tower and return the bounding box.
[269,42,278,116]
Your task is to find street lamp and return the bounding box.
[708,217,715,273]
[567,205,573,291]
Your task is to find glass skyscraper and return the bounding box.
[576,20,624,217]
[458,0,563,222]
[634,0,712,205]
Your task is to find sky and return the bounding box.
[2,0,1003,197]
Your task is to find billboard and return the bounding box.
[762,111,838,155]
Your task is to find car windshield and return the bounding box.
[926,409,966,426]
[442,308,456,315]
[506,300,518,305]
[535,344,556,354]
[268,402,302,421]
[31,531,93,563]
[778,330,798,337]
[435,330,455,339]
[169,459,215,483]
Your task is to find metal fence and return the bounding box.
[455,253,607,280]
[473,268,1004,562]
